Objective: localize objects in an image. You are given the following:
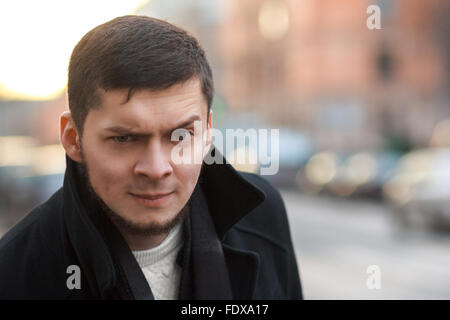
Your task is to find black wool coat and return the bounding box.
[0,148,303,299]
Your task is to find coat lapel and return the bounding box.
[180,161,264,299]
[196,147,265,299]
[183,183,233,299]
[200,147,266,240]
[222,244,260,299]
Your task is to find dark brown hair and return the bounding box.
[68,15,213,134]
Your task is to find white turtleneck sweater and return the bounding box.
[132,220,184,300]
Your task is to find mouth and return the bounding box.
[128,191,174,207]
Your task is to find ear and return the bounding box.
[60,111,83,163]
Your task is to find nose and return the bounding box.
[134,140,173,180]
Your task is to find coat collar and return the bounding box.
[199,146,266,239]
[62,155,118,298]
[180,146,266,299]
[178,181,234,299]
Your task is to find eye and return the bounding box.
[171,128,193,143]
[112,135,134,144]
[179,131,190,140]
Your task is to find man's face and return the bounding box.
[77,78,211,235]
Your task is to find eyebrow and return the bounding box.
[104,114,203,136]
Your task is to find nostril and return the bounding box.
[134,159,173,179]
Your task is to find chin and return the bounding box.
[110,205,187,237]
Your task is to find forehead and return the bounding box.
[88,78,207,132]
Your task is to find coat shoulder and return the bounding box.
[0,188,63,253]
[0,189,72,299]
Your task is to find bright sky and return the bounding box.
[0,0,149,100]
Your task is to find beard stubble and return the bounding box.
[78,147,188,238]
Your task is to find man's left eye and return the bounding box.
[113,135,133,143]
[179,131,191,140]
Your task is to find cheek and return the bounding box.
[173,162,202,190]
[83,146,131,197]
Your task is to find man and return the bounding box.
[0,15,302,299]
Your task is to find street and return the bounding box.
[281,190,450,299]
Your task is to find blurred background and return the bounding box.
[1,0,449,299]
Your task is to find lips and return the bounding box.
[128,191,174,207]
[129,192,174,200]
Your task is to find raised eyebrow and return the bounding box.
[174,115,202,128]
[166,115,202,132]
[104,126,144,136]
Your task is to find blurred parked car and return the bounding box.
[263,127,313,188]
[297,150,401,199]
[383,148,450,230]
[329,151,401,199]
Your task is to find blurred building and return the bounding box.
[2,0,448,152]
[220,0,449,151]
